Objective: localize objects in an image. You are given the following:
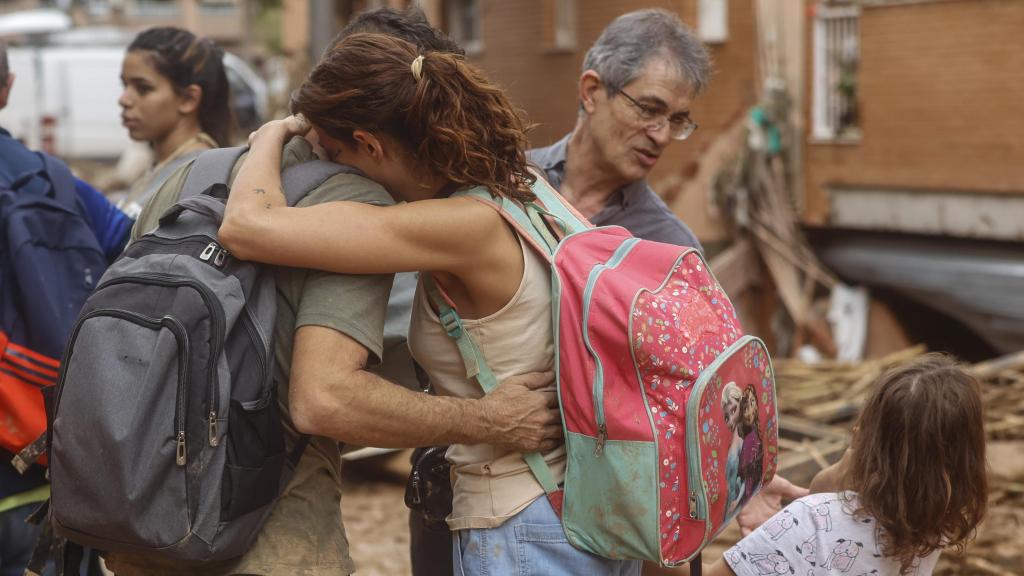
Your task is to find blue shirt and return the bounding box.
[528,133,702,250]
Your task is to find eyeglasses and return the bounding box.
[612,87,698,141]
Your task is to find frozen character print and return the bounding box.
[722,381,745,515]
[825,539,864,573]
[765,509,799,541]
[748,550,795,575]
[739,384,764,506]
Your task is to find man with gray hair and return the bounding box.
[528,8,707,249]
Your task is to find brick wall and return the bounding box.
[468,0,759,244]
[803,0,1024,225]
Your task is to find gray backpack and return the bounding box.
[45,147,360,563]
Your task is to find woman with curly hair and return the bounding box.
[700,353,988,575]
[219,32,640,575]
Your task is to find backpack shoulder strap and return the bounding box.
[179,146,248,200]
[420,274,561,497]
[280,160,364,206]
[457,172,591,258]
[524,170,592,235]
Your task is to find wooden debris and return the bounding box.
[772,346,926,422]
[709,238,760,298]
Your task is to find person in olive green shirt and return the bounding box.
[103,131,559,576]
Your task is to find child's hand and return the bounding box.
[736,475,809,536]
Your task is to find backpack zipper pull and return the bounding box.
[213,249,228,267]
[595,424,607,456]
[200,242,218,261]
[688,493,698,519]
[208,411,219,446]
[410,470,422,505]
[176,431,187,465]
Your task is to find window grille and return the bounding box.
[812,5,860,140]
[446,0,482,54]
[552,0,576,49]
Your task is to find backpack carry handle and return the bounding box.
[179,146,248,202]
[9,153,78,209]
[158,184,230,227]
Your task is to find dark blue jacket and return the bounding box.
[1,126,133,498]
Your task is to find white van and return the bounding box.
[1,25,268,160]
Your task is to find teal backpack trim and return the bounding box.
[421,273,560,496]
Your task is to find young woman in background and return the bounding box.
[116,26,232,218]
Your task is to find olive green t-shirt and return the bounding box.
[105,138,394,576]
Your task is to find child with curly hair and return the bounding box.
[700,353,989,575]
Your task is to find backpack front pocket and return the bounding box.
[51,309,192,549]
[684,336,778,549]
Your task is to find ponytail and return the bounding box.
[292,33,535,202]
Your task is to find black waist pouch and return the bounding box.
[405,446,452,531]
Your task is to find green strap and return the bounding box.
[421,274,560,495]
[522,452,560,494]
[0,484,50,515]
[525,203,559,253]
[523,177,589,236]
[457,184,588,257]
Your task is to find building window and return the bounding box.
[350,0,385,11]
[552,0,576,50]
[446,0,482,54]
[812,5,860,141]
[698,0,728,44]
[200,0,239,15]
[133,0,179,17]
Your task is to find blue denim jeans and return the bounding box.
[452,497,642,576]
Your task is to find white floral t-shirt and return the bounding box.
[724,492,940,575]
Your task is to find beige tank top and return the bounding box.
[408,237,566,530]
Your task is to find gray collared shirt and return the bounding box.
[528,133,702,251]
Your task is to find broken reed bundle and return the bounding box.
[936,475,1024,576]
[773,346,925,423]
[773,346,1024,439]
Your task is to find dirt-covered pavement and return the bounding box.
[342,452,414,575]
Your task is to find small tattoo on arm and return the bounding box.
[265,203,272,210]
[253,188,266,195]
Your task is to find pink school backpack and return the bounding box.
[426,174,779,567]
